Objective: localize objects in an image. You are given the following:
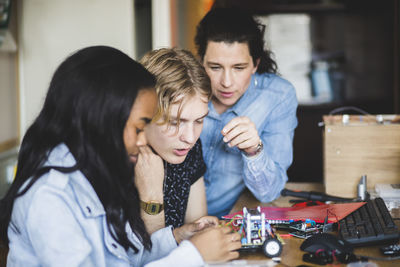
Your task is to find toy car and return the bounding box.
[226,206,283,258]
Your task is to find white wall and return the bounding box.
[151,0,171,49]
[18,0,135,137]
[260,14,312,103]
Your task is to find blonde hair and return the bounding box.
[140,48,211,125]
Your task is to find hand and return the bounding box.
[190,226,241,263]
[173,216,219,244]
[222,116,261,155]
[195,216,219,231]
[134,145,164,202]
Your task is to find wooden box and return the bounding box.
[323,114,400,198]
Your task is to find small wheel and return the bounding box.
[262,238,282,258]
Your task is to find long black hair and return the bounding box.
[0,46,155,252]
[195,7,277,74]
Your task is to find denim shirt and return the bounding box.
[200,73,298,217]
[7,144,204,267]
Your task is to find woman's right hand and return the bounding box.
[189,226,241,263]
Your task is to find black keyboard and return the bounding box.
[338,197,399,247]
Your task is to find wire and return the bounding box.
[353,254,400,261]
[328,106,371,115]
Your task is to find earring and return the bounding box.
[255,79,258,86]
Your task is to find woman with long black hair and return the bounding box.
[0,46,240,266]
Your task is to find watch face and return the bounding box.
[148,203,160,214]
[141,201,164,215]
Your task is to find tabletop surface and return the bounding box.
[226,182,400,267]
[1,183,399,267]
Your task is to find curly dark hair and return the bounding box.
[195,7,277,74]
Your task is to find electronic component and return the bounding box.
[357,175,368,201]
[223,206,283,258]
[281,189,353,202]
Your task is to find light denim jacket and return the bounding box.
[200,73,298,217]
[7,144,204,267]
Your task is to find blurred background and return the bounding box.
[1,0,399,198]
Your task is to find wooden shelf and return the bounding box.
[214,0,346,14]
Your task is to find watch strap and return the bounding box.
[244,140,263,157]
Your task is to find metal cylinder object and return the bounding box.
[357,175,367,200]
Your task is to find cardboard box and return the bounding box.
[323,114,400,198]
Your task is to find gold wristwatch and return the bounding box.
[140,200,164,215]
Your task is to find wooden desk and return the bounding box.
[230,183,400,267]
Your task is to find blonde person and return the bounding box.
[138,48,210,233]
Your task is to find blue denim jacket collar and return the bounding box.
[72,171,106,218]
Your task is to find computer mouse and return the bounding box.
[300,233,353,254]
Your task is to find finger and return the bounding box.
[228,240,242,251]
[227,131,251,148]
[205,216,219,225]
[231,232,241,241]
[225,232,241,244]
[135,152,145,167]
[193,222,204,232]
[195,219,216,232]
[207,217,219,226]
[195,222,210,232]
[235,137,259,150]
[138,145,153,155]
[137,147,149,161]
[197,216,219,227]
[223,122,258,146]
[222,123,248,143]
[138,146,163,165]
[225,233,239,243]
[220,226,233,234]
[225,251,240,261]
[221,116,249,136]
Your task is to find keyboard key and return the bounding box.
[375,197,395,228]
